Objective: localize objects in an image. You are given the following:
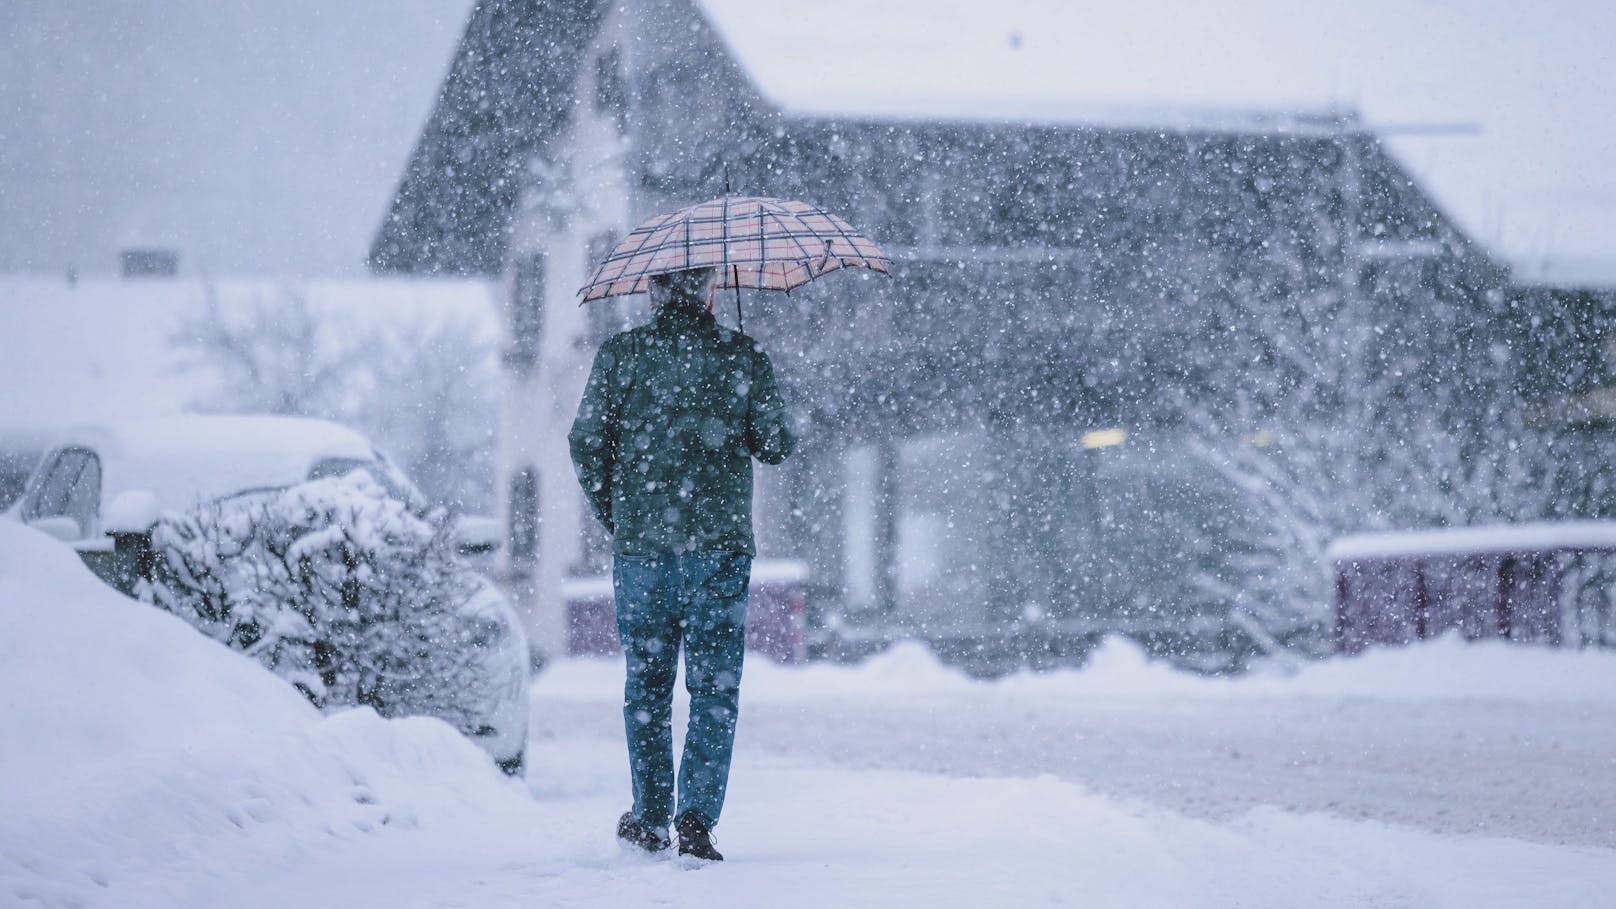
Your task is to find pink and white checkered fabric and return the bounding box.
[578,195,890,301]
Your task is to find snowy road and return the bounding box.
[533,643,1616,850]
[535,690,1616,849]
[742,695,1616,848]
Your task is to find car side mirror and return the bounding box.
[453,514,503,556]
[27,515,81,542]
[103,489,160,535]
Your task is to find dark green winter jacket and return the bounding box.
[568,295,796,556]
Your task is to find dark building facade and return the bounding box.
[373,0,1523,670]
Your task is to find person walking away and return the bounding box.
[568,266,796,861]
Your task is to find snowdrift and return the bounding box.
[0,521,521,907]
[543,628,1616,705]
[996,634,1616,703]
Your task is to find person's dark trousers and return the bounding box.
[613,549,751,831]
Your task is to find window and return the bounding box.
[508,467,540,571]
[308,457,426,511]
[66,456,101,535]
[508,253,546,373]
[25,448,101,537]
[594,46,626,130]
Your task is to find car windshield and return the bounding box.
[307,457,427,510]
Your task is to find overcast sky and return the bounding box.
[0,1,473,277]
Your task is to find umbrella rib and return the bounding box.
[824,209,872,270]
[580,208,680,297]
[688,203,701,278]
[614,212,674,286]
[767,206,822,281]
[630,210,681,260]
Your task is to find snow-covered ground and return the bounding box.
[5,518,1616,908]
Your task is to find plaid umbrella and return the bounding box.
[577,195,890,304]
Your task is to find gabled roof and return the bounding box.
[368,0,607,276]
[373,0,1379,277]
[699,0,1616,287]
[374,0,1615,285]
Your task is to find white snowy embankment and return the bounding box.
[5,515,1616,908]
[0,521,522,908]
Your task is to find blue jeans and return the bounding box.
[613,550,751,829]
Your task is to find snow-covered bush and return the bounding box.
[1176,249,1609,654]
[138,471,511,735]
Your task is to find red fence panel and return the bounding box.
[1327,522,1616,654]
[561,559,808,664]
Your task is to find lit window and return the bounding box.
[1081,428,1126,450]
[594,47,627,131]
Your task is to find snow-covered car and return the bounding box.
[0,436,47,512]
[3,414,528,773]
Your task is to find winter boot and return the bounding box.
[676,810,723,862]
[616,812,671,853]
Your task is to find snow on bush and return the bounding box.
[138,471,513,737]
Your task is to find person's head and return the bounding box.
[648,267,718,312]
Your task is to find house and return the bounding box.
[371,0,1554,669]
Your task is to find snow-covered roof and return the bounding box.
[699,0,1616,287]
[370,0,606,275]
[1327,521,1616,561]
[0,0,474,277]
[0,276,498,436]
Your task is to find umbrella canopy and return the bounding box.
[577,195,890,302]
